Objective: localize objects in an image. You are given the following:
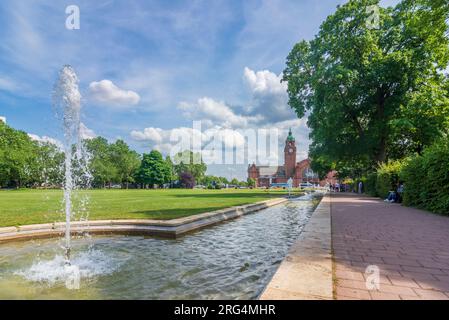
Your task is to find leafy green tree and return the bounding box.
[230,178,239,186]
[247,177,256,188]
[164,156,176,185]
[85,137,117,188]
[137,150,170,188]
[173,150,207,181]
[110,139,140,188]
[0,122,37,188]
[283,0,449,175]
[238,180,248,187]
[32,141,64,187]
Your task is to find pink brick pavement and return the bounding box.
[331,193,449,300]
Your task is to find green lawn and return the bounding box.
[0,188,295,227]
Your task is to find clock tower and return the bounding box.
[284,128,296,178]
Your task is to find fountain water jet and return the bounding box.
[52,65,85,265]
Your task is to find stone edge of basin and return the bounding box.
[0,197,288,242]
[259,193,333,300]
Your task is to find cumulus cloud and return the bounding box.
[130,126,248,162]
[28,134,63,149]
[131,126,204,155]
[130,127,164,143]
[130,67,310,171]
[175,68,296,131]
[178,97,261,129]
[28,124,96,149]
[243,67,295,123]
[88,80,140,107]
[79,123,96,140]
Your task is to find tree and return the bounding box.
[179,171,195,189]
[137,150,170,188]
[247,177,256,188]
[32,141,64,187]
[164,156,176,186]
[173,150,207,182]
[85,137,117,188]
[283,0,449,175]
[110,139,140,188]
[230,178,239,186]
[0,122,38,188]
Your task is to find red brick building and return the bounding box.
[248,129,337,187]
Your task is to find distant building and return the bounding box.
[0,116,5,124]
[248,129,337,187]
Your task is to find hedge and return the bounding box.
[400,139,449,215]
[365,172,378,196]
[375,160,405,199]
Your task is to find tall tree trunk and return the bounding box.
[376,136,387,163]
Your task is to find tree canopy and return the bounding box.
[0,124,209,190]
[136,150,172,188]
[283,0,449,176]
[173,150,207,182]
[0,122,54,188]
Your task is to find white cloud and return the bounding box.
[79,123,96,140]
[244,67,286,95]
[130,127,163,143]
[131,126,204,144]
[243,67,294,123]
[176,68,297,128]
[88,80,140,107]
[130,65,311,168]
[130,126,248,160]
[28,133,63,149]
[178,97,261,129]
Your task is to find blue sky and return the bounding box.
[0,0,398,179]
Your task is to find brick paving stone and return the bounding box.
[369,291,401,300]
[332,193,449,300]
[336,287,371,300]
[335,270,365,282]
[388,276,420,288]
[412,288,449,300]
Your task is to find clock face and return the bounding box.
[288,148,293,153]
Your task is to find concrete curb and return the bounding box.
[259,193,333,300]
[0,197,288,242]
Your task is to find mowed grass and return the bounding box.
[0,188,293,227]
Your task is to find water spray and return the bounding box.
[52,65,82,265]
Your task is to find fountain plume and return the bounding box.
[52,65,88,264]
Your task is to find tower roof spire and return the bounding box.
[287,128,295,142]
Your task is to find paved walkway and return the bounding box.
[332,193,449,300]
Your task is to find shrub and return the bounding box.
[375,160,404,199]
[400,156,426,208]
[179,172,195,189]
[400,139,449,215]
[364,172,378,196]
